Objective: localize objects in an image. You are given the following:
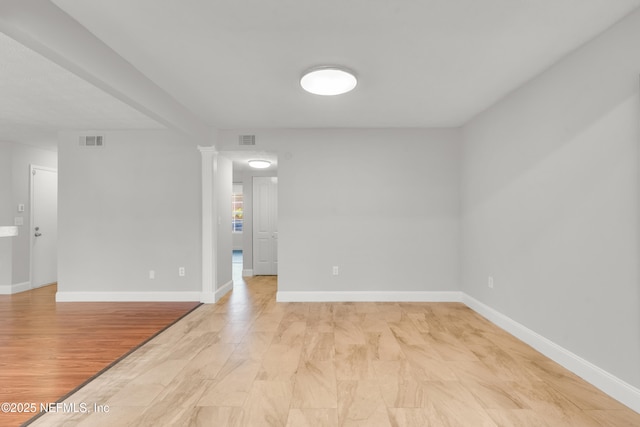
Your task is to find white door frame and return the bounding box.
[199,146,218,303]
[29,164,58,289]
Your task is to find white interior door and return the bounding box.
[31,166,57,288]
[253,176,278,275]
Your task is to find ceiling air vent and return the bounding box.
[239,135,256,146]
[79,135,105,148]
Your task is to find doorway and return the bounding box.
[223,150,278,285]
[30,165,57,289]
[232,183,244,284]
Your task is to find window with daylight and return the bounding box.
[232,184,243,232]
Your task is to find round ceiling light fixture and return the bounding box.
[300,66,357,96]
[248,159,271,169]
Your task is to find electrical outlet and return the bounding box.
[488,276,494,289]
[179,267,186,277]
[332,266,339,276]
[149,270,155,279]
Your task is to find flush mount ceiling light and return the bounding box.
[248,160,271,169]
[300,66,357,96]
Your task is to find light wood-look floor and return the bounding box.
[27,276,640,426]
[0,284,200,427]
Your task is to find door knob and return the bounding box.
[34,226,42,237]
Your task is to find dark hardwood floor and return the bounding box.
[0,284,200,427]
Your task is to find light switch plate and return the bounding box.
[14,217,24,226]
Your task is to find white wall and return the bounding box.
[0,142,12,287]
[57,130,202,298]
[218,128,461,295]
[462,8,640,390]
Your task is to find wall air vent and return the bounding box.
[239,135,256,146]
[79,135,105,148]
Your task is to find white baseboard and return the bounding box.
[15,281,32,293]
[55,291,202,302]
[0,281,31,295]
[242,269,254,277]
[200,292,216,304]
[215,280,233,302]
[201,280,234,304]
[462,293,640,414]
[276,290,463,303]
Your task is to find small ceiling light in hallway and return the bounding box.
[248,160,271,169]
[300,66,357,96]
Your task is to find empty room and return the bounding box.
[1,0,640,426]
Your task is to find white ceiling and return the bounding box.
[2,0,640,151]
[0,32,163,151]
[51,0,640,129]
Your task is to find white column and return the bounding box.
[198,145,217,303]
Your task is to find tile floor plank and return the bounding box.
[21,277,640,427]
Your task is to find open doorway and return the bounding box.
[232,183,244,284]
[30,165,58,290]
[225,151,278,282]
